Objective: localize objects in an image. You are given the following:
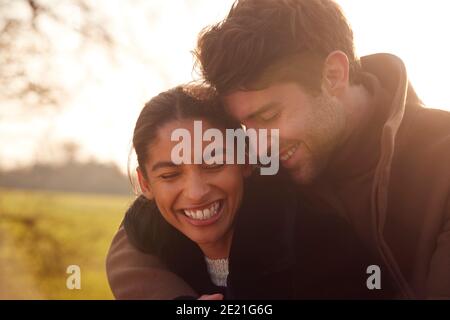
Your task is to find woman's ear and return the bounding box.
[137,167,154,200]
[322,50,349,96]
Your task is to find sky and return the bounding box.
[1,0,449,173]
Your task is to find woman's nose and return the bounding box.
[184,171,211,202]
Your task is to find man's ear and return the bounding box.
[137,167,154,200]
[322,50,350,96]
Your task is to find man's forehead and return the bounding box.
[223,81,296,122]
[223,89,270,121]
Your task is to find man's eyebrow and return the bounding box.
[243,102,280,121]
[151,161,178,172]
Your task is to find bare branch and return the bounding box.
[0,0,117,109]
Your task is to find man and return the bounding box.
[107,0,450,299]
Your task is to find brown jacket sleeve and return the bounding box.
[427,197,450,299]
[106,225,198,299]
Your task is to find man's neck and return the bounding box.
[342,83,373,144]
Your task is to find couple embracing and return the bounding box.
[106,0,450,300]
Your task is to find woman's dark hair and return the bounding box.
[132,84,240,180]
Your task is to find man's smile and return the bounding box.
[280,142,300,162]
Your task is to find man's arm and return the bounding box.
[426,197,450,299]
[106,225,198,300]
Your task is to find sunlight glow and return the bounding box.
[1,0,449,172]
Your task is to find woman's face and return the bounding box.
[138,118,249,254]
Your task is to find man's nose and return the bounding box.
[244,124,279,155]
[184,171,211,202]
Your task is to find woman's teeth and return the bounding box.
[184,201,220,220]
[280,143,299,161]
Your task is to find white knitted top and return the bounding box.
[204,257,229,287]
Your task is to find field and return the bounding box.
[0,188,133,299]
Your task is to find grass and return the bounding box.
[0,188,133,299]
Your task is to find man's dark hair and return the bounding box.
[195,0,362,95]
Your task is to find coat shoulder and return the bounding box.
[396,105,450,170]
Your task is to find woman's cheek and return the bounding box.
[152,179,181,202]
[216,165,245,189]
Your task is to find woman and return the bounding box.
[120,85,394,299]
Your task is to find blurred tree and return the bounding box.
[0,0,189,171]
[0,0,115,108]
[61,141,80,163]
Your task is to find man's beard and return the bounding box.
[291,93,347,185]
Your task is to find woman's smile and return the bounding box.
[179,199,225,226]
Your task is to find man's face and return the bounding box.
[224,82,347,184]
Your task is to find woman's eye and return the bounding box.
[204,163,224,170]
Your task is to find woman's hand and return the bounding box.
[197,293,223,300]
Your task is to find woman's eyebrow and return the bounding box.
[151,161,178,172]
[203,147,226,163]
